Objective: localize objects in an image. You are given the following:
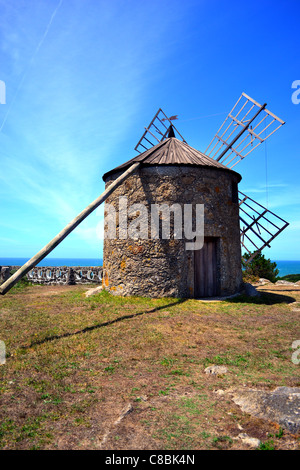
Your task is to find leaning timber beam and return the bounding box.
[0,162,141,295]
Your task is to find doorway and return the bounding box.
[194,237,220,298]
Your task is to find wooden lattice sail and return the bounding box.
[205,92,285,168]
[239,191,289,264]
[134,108,186,154]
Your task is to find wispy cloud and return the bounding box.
[0,0,64,133]
[241,182,289,194]
[241,180,299,213]
[0,1,185,256]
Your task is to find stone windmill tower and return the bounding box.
[102,135,242,298]
[0,94,289,299]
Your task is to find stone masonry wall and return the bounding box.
[0,266,103,286]
[103,165,242,298]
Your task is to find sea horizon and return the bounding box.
[1,257,300,277]
[0,257,103,268]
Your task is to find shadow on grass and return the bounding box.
[227,291,296,305]
[22,298,188,349]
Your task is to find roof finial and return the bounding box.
[167,125,175,138]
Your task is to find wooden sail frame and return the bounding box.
[205,92,285,168]
[134,108,186,154]
[239,191,289,264]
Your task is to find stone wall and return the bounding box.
[0,266,103,286]
[103,165,243,298]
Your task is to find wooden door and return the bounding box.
[194,237,219,298]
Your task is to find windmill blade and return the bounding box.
[205,93,285,168]
[134,108,186,154]
[239,191,289,264]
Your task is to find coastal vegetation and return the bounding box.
[242,252,279,283]
[277,274,300,283]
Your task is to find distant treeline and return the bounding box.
[278,274,300,282]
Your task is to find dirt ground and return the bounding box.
[0,282,299,450]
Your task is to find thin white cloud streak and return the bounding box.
[241,183,289,193]
[286,220,300,232]
[0,236,20,244]
[34,0,63,56]
[0,157,78,223]
[240,181,299,212]
[0,0,63,133]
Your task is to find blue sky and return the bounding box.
[0,0,299,262]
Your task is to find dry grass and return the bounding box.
[0,282,299,450]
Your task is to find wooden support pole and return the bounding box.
[0,162,141,295]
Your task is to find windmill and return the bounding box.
[132,95,289,266]
[0,93,289,295]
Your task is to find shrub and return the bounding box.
[242,252,279,283]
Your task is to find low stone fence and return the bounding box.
[0,266,103,286]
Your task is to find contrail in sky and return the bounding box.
[0,0,63,133]
[179,112,228,123]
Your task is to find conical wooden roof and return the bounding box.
[102,137,241,181]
